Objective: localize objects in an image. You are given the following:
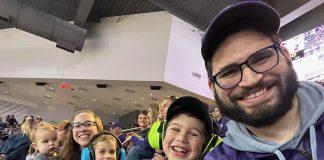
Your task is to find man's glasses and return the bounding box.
[210,43,280,90]
[71,121,97,130]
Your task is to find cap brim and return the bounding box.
[201,1,280,62]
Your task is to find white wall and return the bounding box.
[164,16,213,99]
[0,11,172,81]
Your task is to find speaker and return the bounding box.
[150,86,161,90]
[35,82,47,86]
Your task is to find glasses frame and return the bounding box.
[210,43,280,90]
[71,121,97,130]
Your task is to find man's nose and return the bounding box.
[238,65,263,87]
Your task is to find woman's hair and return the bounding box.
[21,116,34,136]
[149,103,159,124]
[60,110,104,160]
[28,122,55,154]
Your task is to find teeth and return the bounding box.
[243,88,267,100]
[80,135,89,139]
[173,146,186,153]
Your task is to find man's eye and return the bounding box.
[109,149,116,154]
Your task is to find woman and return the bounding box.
[148,102,159,126]
[60,110,103,160]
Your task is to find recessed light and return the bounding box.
[93,98,96,102]
[140,97,145,100]
[122,107,126,110]
[112,112,116,115]
[134,102,137,104]
[149,94,153,96]
[4,91,9,94]
[44,101,48,104]
[45,95,51,98]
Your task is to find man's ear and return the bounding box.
[208,80,214,91]
[280,45,292,62]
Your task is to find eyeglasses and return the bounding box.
[71,121,97,130]
[210,43,280,90]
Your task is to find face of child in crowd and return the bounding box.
[33,130,59,156]
[72,112,99,147]
[138,113,149,128]
[93,139,117,160]
[163,114,206,160]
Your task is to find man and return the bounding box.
[201,1,324,160]
[211,107,229,138]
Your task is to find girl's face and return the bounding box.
[33,130,59,156]
[163,114,206,160]
[94,140,117,160]
[72,112,99,147]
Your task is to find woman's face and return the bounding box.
[72,112,99,147]
[163,114,206,160]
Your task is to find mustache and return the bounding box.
[229,78,279,100]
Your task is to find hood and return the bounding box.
[223,81,324,155]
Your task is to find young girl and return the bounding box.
[27,122,59,160]
[81,131,126,160]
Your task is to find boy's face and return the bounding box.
[163,114,206,160]
[94,140,117,160]
[33,130,58,156]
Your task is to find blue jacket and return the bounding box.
[204,82,324,160]
[0,132,31,160]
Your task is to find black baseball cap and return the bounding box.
[166,96,213,136]
[201,1,280,62]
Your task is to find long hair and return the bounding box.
[60,110,104,160]
[149,102,159,125]
[21,116,34,136]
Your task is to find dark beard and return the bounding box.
[213,67,299,128]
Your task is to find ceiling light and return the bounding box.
[122,107,126,110]
[4,91,9,94]
[149,94,153,96]
[134,102,137,104]
[113,112,116,115]
[45,94,51,98]
[140,97,144,100]
[44,101,48,104]
[93,98,96,102]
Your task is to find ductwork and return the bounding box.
[0,0,87,53]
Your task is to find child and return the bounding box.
[81,131,126,160]
[27,122,59,160]
[161,96,221,160]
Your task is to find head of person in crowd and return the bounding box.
[35,116,43,125]
[21,115,35,136]
[148,102,159,125]
[60,110,103,160]
[82,131,126,160]
[158,96,177,121]
[211,107,222,122]
[53,120,71,147]
[162,96,213,160]
[111,122,122,136]
[29,122,59,158]
[201,1,299,129]
[137,110,150,130]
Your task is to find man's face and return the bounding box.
[209,30,298,128]
[211,108,221,120]
[137,113,149,128]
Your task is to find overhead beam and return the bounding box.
[148,0,206,30]
[74,0,95,27]
[280,0,324,27]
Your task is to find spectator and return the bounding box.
[126,111,154,160]
[148,102,159,125]
[201,1,324,159]
[211,107,229,137]
[158,96,177,121]
[60,110,103,160]
[52,120,70,149]
[111,122,126,143]
[0,115,34,160]
[35,116,43,125]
